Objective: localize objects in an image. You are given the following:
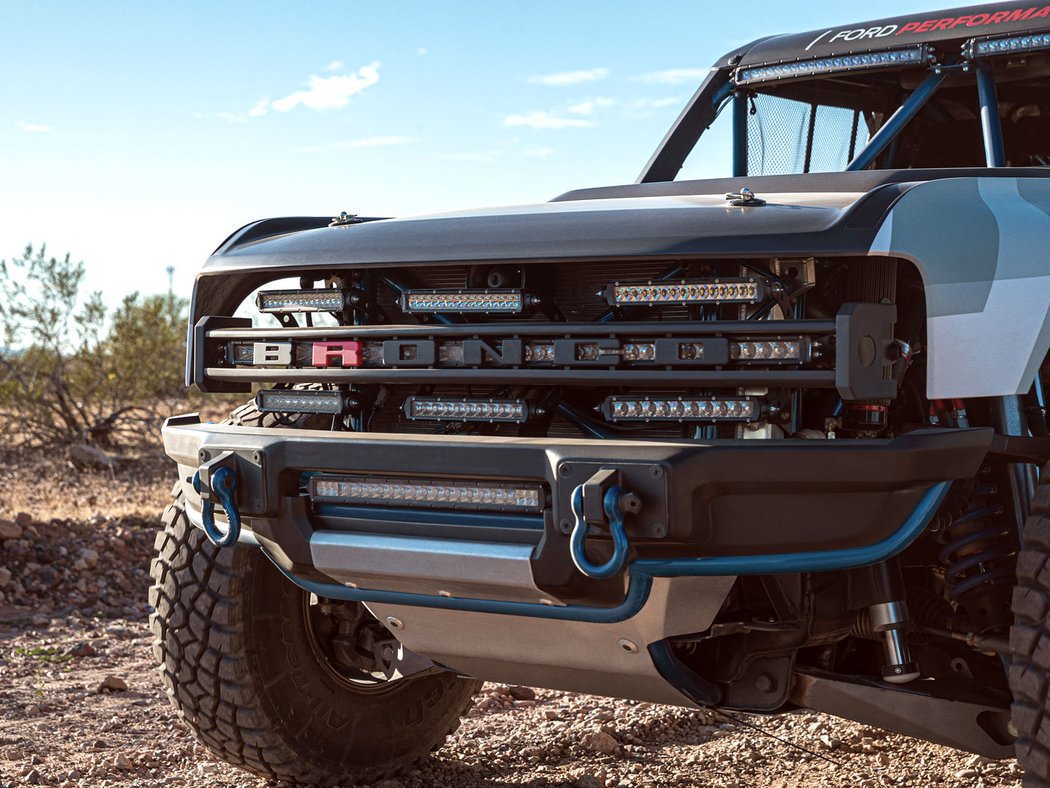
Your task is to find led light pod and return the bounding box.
[730,339,804,363]
[605,278,765,307]
[404,397,528,423]
[735,46,929,85]
[257,289,347,313]
[968,32,1050,58]
[601,396,759,422]
[309,475,544,513]
[400,289,524,314]
[256,388,346,415]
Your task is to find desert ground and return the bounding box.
[0,422,1025,788]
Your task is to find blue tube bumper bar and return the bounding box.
[274,482,951,622]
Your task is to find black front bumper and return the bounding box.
[163,415,992,606]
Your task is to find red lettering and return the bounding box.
[987,11,1011,24]
[950,16,972,28]
[967,13,990,25]
[917,20,937,32]
[931,18,952,31]
[311,341,362,367]
[898,21,921,34]
[1033,6,1050,18]
[1005,8,1036,22]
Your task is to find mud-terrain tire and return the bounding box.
[148,401,481,786]
[1011,462,1050,786]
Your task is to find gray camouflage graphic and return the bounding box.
[869,177,1050,399]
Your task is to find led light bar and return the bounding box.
[310,475,544,513]
[605,279,765,307]
[256,388,346,415]
[257,289,347,313]
[404,397,528,423]
[967,32,1050,58]
[730,339,804,363]
[601,396,758,422]
[735,46,929,85]
[401,289,524,314]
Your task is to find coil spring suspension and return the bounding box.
[936,478,1015,631]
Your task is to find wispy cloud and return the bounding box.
[441,152,498,163]
[416,47,429,56]
[624,96,683,119]
[217,111,247,125]
[520,147,555,158]
[296,135,414,154]
[504,111,592,130]
[567,97,615,116]
[251,61,381,116]
[15,120,51,133]
[631,68,708,85]
[323,60,344,72]
[528,68,608,87]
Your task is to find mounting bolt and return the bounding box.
[559,519,573,534]
[649,466,663,480]
[652,522,667,538]
[755,673,777,693]
[618,638,639,654]
[559,464,573,477]
[386,616,404,630]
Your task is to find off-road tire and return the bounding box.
[148,401,481,786]
[1011,462,1050,786]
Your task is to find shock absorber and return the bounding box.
[937,474,1015,632]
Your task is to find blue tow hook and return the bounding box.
[192,466,241,547]
[570,484,635,579]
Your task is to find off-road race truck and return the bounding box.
[153,2,1050,784]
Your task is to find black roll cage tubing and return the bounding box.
[637,47,1009,183]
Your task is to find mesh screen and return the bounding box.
[746,94,868,175]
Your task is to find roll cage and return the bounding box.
[640,7,1050,182]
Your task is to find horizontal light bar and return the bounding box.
[401,289,524,314]
[735,46,929,85]
[967,32,1050,58]
[310,475,544,513]
[605,279,765,307]
[257,289,347,313]
[601,396,758,422]
[730,339,804,363]
[256,388,346,415]
[404,397,527,423]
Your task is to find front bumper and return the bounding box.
[163,414,992,612]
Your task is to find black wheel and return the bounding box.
[148,402,481,786]
[1011,463,1050,786]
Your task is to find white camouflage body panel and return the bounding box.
[869,177,1050,400]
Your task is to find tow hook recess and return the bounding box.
[192,451,242,547]
[569,469,641,579]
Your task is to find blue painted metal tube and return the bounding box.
[848,68,948,171]
[633,482,951,577]
[732,92,748,177]
[273,560,655,624]
[976,61,1006,167]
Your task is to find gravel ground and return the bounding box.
[0,446,1028,787]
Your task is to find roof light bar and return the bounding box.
[257,289,347,313]
[967,32,1050,58]
[404,397,528,423]
[735,46,929,86]
[256,388,346,415]
[601,396,759,423]
[730,339,805,364]
[310,475,544,513]
[400,289,525,314]
[605,278,765,307]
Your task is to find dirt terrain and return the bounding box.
[0,435,1027,787]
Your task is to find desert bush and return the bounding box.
[0,244,187,446]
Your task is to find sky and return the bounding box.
[1,0,950,306]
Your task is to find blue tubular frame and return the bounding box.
[847,66,949,171]
[273,482,951,622]
[732,92,749,177]
[975,61,1006,167]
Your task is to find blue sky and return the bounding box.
[1,0,945,305]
